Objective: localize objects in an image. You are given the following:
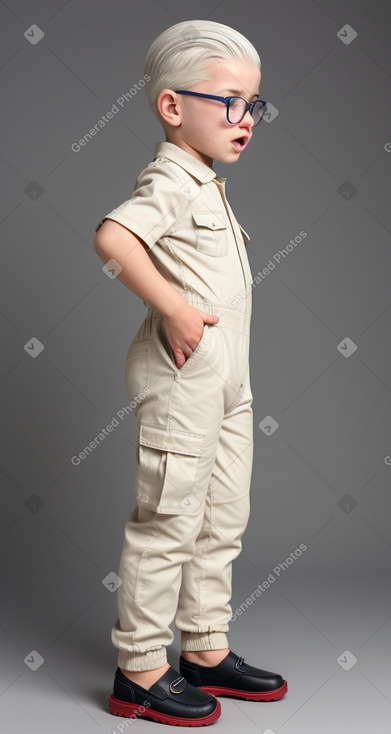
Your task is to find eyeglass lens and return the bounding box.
[228,98,266,125]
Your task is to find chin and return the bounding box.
[213,151,238,164]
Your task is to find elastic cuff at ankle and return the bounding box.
[118,646,167,671]
[181,630,229,651]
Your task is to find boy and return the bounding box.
[94,19,287,727]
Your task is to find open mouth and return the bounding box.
[231,136,247,151]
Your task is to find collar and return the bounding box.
[153,141,219,185]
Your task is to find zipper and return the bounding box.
[215,182,247,289]
[228,210,246,288]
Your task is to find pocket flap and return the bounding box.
[192,211,227,230]
[139,421,204,456]
[238,223,251,243]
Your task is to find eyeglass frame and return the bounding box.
[174,90,267,126]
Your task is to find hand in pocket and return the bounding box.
[163,304,219,369]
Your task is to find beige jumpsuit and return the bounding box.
[95,141,254,671]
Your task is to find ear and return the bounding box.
[156,88,182,127]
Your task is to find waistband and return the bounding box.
[146,298,251,335]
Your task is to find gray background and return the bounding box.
[1,0,391,732]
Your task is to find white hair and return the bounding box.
[143,19,261,120]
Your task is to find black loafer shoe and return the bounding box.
[179,650,288,701]
[109,665,221,726]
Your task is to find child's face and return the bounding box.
[160,57,262,168]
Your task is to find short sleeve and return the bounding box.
[94,162,187,249]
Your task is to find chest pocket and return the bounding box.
[192,210,228,257]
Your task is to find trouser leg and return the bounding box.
[112,503,211,670]
[111,313,224,671]
[177,363,254,651]
[112,505,170,671]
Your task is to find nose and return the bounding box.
[241,109,255,129]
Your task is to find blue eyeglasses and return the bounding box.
[175,90,267,126]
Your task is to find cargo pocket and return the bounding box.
[238,223,251,246]
[135,421,205,514]
[192,210,228,257]
[124,340,151,416]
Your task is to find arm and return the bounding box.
[93,219,219,368]
[94,218,182,319]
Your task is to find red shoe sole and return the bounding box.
[198,679,288,701]
[109,694,221,727]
